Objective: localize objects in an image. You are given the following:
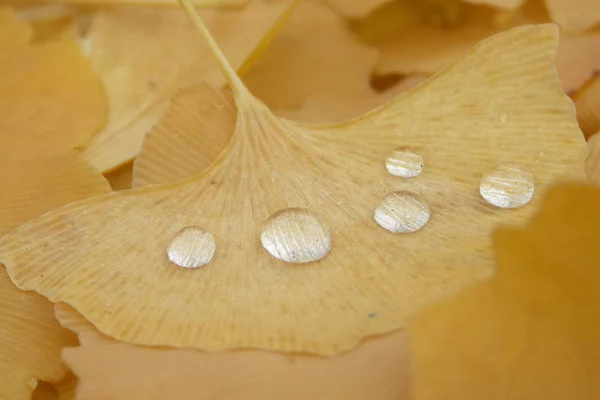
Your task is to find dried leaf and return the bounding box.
[80,0,294,173]
[0,10,586,357]
[368,0,600,92]
[0,8,107,159]
[0,154,109,400]
[243,0,377,111]
[586,133,600,185]
[410,183,600,400]
[55,304,410,400]
[572,72,600,138]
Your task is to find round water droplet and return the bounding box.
[385,148,423,178]
[480,164,535,209]
[167,227,216,268]
[261,208,331,264]
[374,191,431,233]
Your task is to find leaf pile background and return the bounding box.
[0,0,598,399]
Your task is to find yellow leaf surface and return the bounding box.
[0,154,110,400]
[0,8,107,159]
[80,0,294,173]
[243,0,377,111]
[104,161,134,191]
[54,303,410,400]
[4,0,247,6]
[0,6,586,357]
[410,183,600,400]
[368,0,600,92]
[463,0,525,9]
[586,133,600,185]
[0,6,32,49]
[573,73,600,138]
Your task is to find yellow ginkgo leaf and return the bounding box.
[586,133,600,185]
[80,0,294,173]
[0,8,107,159]
[462,0,525,9]
[410,183,600,400]
[545,0,600,31]
[55,304,410,400]
[243,0,377,112]
[0,153,110,400]
[4,0,247,6]
[0,6,32,49]
[0,0,587,357]
[572,73,600,138]
[368,0,600,92]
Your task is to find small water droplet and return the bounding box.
[480,164,535,209]
[374,191,431,233]
[167,227,216,268]
[385,148,423,178]
[261,208,331,264]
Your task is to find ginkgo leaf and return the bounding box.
[0,6,33,49]
[80,0,294,173]
[0,0,587,357]
[0,8,107,158]
[243,0,377,112]
[5,0,247,6]
[367,0,600,92]
[462,0,525,9]
[55,303,410,400]
[325,0,391,18]
[572,73,600,138]
[545,0,600,31]
[0,153,110,400]
[410,183,600,400]
[586,133,600,185]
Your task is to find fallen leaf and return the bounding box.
[0,8,107,159]
[366,0,600,92]
[572,72,600,138]
[462,0,525,9]
[0,153,110,400]
[243,0,377,111]
[4,0,247,6]
[0,5,586,358]
[80,0,294,173]
[585,133,600,185]
[410,183,600,400]
[55,303,410,400]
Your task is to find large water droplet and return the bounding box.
[375,191,431,233]
[261,208,331,264]
[167,227,216,268]
[385,148,423,178]
[480,164,535,209]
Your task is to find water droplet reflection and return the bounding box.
[480,164,535,209]
[385,148,423,178]
[261,208,331,264]
[375,191,431,233]
[167,226,216,268]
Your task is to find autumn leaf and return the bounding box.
[0,1,586,365]
[410,183,600,400]
[79,0,295,173]
[586,133,600,185]
[573,72,600,138]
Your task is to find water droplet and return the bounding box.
[385,148,423,178]
[374,191,431,233]
[167,227,216,268]
[480,164,535,209]
[261,208,331,264]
